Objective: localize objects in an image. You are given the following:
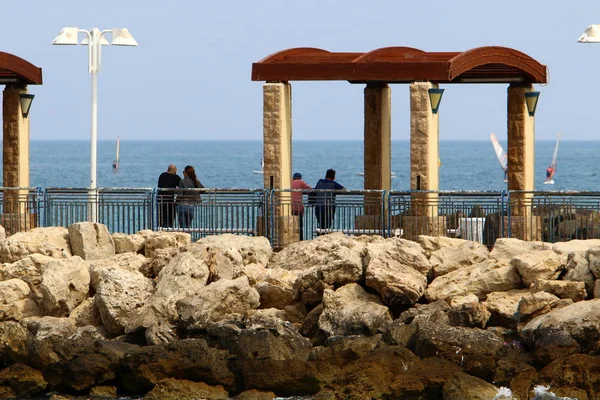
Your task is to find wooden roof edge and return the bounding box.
[0,52,43,85]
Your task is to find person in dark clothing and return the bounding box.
[177,165,204,228]
[157,164,181,228]
[314,169,345,230]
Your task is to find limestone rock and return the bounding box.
[112,232,145,254]
[511,250,564,287]
[442,372,500,400]
[144,232,190,259]
[364,238,430,306]
[40,257,90,317]
[490,238,552,261]
[0,279,39,321]
[0,363,47,397]
[417,235,471,252]
[181,242,245,282]
[88,253,148,285]
[0,227,71,263]
[587,246,600,279]
[195,234,272,267]
[429,240,489,277]
[0,225,5,242]
[483,289,530,328]
[563,250,596,290]
[398,299,450,326]
[253,267,298,309]
[0,321,32,365]
[318,283,392,337]
[0,254,56,305]
[20,316,76,347]
[425,259,523,302]
[90,386,117,398]
[235,389,278,400]
[69,296,103,327]
[68,222,115,260]
[92,267,154,337]
[552,239,600,254]
[127,252,210,332]
[143,378,229,400]
[531,279,587,301]
[140,247,179,278]
[516,292,561,322]
[177,276,260,328]
[448,294,490,328]
[595,280,600,298]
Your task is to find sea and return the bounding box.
[9,139,598,191]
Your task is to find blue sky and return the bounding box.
[1,0,599,141]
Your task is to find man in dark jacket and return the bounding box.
[157,164,181,228]
[314,169,345,230]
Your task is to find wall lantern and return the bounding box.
[19,94,35,118]
[428,88,444,114]
[524,91,540,117]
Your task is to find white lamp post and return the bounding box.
[52,27,138,223]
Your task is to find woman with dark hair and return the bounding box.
[177,165,204,228]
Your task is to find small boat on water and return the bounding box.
[252,158,264,175]
[112,136,120,173]
[544,133,561,185]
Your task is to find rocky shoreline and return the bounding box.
[0,224,599,399]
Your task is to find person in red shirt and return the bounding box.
[291,172,312,240]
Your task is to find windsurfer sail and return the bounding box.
[490,133,508,182]
[544,133,561,184]
[112,136,120,173]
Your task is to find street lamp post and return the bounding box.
[52,27,137,223]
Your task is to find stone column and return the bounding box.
[359,83,391,231]
[405,82,445,239]
[2,85,34,234]
[507,84,539,240]
[261,82,296,246]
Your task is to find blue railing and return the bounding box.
[2,187,600,247]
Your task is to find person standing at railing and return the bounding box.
[157,164,182,228]
[177,165,204,229]
[314,169,345,230]
[291,172,312,240]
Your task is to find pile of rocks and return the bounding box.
[1,224,599,399]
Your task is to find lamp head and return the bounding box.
[428,88,444,114]
[111,28,138,46]
[524,91,540,117]
[19,94,35,118]
[52,27,79,45]
[578,24,600,43]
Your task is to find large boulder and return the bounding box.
[531,279,587,301]
[516,292,561,322]
[0,254,56,304]
[143,378,229,400]
[511,250,565,287]
[68,222,115,260]
[177,276,260,328]
[483,289,530,328]
[253,267,298,309]
[112,232,145,254]
[425,259,523,302]
[0,363,47,397]
[442,372,500,400]
[552,239,600,254]
[0,279,39,321]
[69,296,103,327]
[318,283,392,337]
[428,241,489,278]
[91,267,154,337]
[40,257,90,317]
[20,316,77,348]
[195,234,272,267]
[563,250,596,291]
[364,238,429,306]
[87,252,147,279]
[490,238,552,261]
[0,227,71,263]
[144,232,191,259]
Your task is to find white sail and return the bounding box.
[550,133,560,168]
[113,136,120,173]
[490,133,507,170]
[544,133,561,184]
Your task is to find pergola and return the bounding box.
[1,51,43,233]
[252,46,548,243]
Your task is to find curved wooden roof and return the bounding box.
[252,46,548,84]
[0,52,43,85]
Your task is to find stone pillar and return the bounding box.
[507,84,539,240]
[405,82,445,239]
[262,82,296,247]
[359,83,391,230]
[2,85,34,234]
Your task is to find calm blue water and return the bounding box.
[6,139,596,191]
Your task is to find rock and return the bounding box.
[521,298,600,359]
[143,378,229,400]
[0,385,16,398]
[235,389,278,400]
[379,319,417,347]
[587,247,600,278]
[0,227,71,263]
[69,296,103,327]
[398,299,451,326]
[112,232,145,254]
[140,247,180,278]
[89,385,117,397]
[0,225,5,241]
[300,304,324,344]
[318,283,392,337]
[88,253,148,280]
[40,257,90,317]
[552,239,600,254]
[537,354,600,400]
[0,254,55,293]
[127,252,210,334]
[177,276,260,328]
[418,235,471,252]
[144,232,190,259]
[68,222,115,260]
[516,292,561,322]
[531,279,587,301]
[448,294,490,328]
[195,234,272,267]
[511,250,564,287]
[490,238,552,261]
[20,316,76,348]
[180,242,246,283]
[0,321,32,365]
[253,267,298,309]
[563,251,596,290]
[119,339,236,393]
[0,279,39,321]
[426,259,523,302]
[442,372,499,400]
[429,241,489,277]
[92,267,154,337]
[483,289,530,328]
[364,238,429,306]
[0,364,47,397]
[595,280,600,298]
[413,320,504,380]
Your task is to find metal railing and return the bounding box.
[2,187,600,247]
